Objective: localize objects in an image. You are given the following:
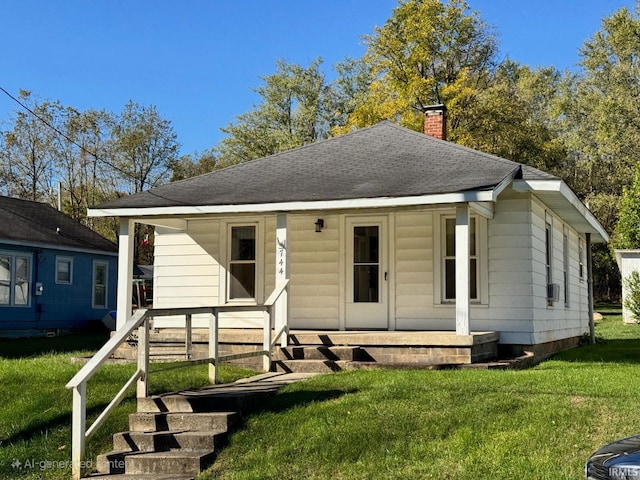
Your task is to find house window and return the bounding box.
[92,261,108,309]
[563,226,569,307]
[578,238,585,282]
[56,256,73,284]
[229,225,256,300]
[443,216,478,301]
[0,253,31,307]
[545,214,553,306]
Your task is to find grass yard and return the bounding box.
[0,332,252,479]
[203,307,640,480]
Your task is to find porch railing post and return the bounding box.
[136,316,150,399]
[209,309,219,384]
[71,382,86,480]
[264,308,272,372]
[185,313,192,360]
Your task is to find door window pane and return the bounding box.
[230,264,256,299]
[353,226,379,303]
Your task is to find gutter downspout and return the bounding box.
[586,233,595,344]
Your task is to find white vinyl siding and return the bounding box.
[288,214,341,329]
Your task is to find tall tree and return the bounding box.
[338,0,498,135]
[0,91,59,203]
[170,148,218,181]
[216,58,331,165]
[110,101,179,195]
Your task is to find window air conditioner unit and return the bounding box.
[547,283,560,302]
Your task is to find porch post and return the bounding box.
[276,213,289,347]
[586,233,595,345]
[116,218,135,330]
[455,205,470,335]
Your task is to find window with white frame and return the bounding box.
[545,213,554,307]
[228,225,257,300]
[563,226,569,307]
[443,216,478,301]
[92,261,108,309]
[55,256,73,284]
[0,252,31,307]
[578,238,585,282]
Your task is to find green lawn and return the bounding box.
[2,309,639,480]
[0,332,252,479]
[203,307,640,480]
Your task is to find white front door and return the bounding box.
[346,216,388,329]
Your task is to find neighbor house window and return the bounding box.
[229,225,256,300]
[55,256,73,284]
[92,261,108,309]
[0,252,31,307]
[443,216,478,301]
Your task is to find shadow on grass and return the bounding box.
[0,332,110,359]
[554,339,640,364]
[239,387,356,419]
[1,397,134,448]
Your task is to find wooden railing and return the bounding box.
[65,280,289,480]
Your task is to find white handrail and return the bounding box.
[66,281,289,480]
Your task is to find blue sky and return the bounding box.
[0,0,634,155]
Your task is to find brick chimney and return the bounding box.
[423,104,447,140]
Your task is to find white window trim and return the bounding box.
[578,237,585,283]
[0,250,33,308]
[220,220,264,305]
[92,260,109,309]
[433,212,488,306]
[55,255,74,285]
[545,212,554,308]
[563,225,569,308]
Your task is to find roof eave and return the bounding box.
[88,189,500,218]
[512,179,609,243]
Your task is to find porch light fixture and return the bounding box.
[315,218,324,232]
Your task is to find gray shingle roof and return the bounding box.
[96,121,558,210]
[0,196,118,253]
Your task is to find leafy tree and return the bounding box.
[612,162,640,248]
[337,0,498,134]
[170,148,218,181]
[0,90,59,203]
[110,100,179,195]
[216,58,331,165]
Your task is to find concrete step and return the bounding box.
[126,450,216,476]
[274,345,367,361]
[128,412,236,432]
[97,450,215,475]
[273,359,353,373]
[84,473,194,479]
[137,388,279,414]
[113,430,224,452]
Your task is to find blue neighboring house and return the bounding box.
[0,196,118,337]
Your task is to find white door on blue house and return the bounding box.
[346,216,388,329]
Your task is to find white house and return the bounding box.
[89,109,608,361]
